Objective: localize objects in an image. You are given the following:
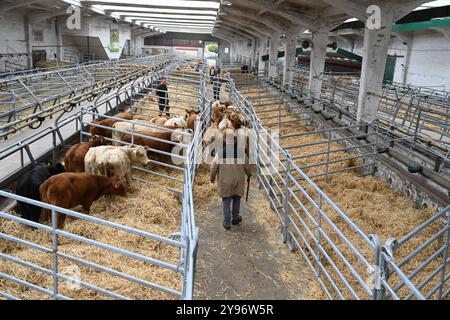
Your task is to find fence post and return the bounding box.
[282,153,292,244]
[437,209,449,300]
[369,234,384,300]
[51,209,59,299]
[325,131,331,183]
[316,193,323,277]
[380,238,398,300]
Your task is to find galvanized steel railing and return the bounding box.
[0,54,173,139]
[225,70,449,300]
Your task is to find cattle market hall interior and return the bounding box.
[0,0,449,301]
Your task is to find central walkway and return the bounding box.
[194,170,314,300]
[193,80,314,300]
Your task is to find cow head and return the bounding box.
[90,120,102,135]
[108,177,126,196]
[229,112,242,130]
[165,116,187,129]
[130,146,151,166]
[48,162,65,175]
[172,129,193,145]
[90,136,107,147]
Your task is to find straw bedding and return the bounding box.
[241,87,444,300]
[0,169,184,300]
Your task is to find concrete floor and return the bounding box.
[194,179,314,300]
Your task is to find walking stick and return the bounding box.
[246,175,251,202]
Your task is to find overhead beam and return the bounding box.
[1,0,39,12]
[236,0,317,30]
[220,19,267,39]
[28,9,68,24]
[217,23,262,40]
[219,20,264,38]
[320,0,369,21]
[224,6,289,33]
[221,14,273,35]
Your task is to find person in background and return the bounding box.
[209,66,216,84]
[213,70,227,101]
[155,79,170,116]
[210,131,253,231]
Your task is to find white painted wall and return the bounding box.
[339,29,450,90]
[61,16,131,60]
[404,30,450,90]
[0,10,28,71]
[0,9,60,71]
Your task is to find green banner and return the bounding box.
[110,25,119,53]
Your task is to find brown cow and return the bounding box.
[185,109,199,131]
[212,105,226,124]
[121,128,191,162]
[39,173,126,228]
[64,136,106,172]
[90,112,133,138]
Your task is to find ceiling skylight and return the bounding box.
[78,0,220,33]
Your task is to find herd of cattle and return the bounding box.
[12,99,250,229]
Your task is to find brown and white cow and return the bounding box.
[39,173,126,228]
[84,146,150,185]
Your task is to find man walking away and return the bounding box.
[210,132,253,231]
[156,79,170,116]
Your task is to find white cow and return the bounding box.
[84,146,150,185]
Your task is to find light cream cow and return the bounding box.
[84,146,150,185]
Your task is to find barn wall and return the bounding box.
[405,30,450,90]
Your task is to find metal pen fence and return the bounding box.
[285,67,450,177]
[0,59,208,299]
[0,54,173,139]
[225,70,449,300]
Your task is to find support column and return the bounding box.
[308,27,328,101]
[268,31,281,81]
[56,17,63,62]
[231,41,237,63]
[283,26,302,90]
[25,18,33,68]
[357,7,395,123]
[258,37,268,75]
[250,38,257,69]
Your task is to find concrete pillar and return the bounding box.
[268,31,281,81]
[56,17,63,62]
[396,33,413,86]
[231,41,237,63]
[250,38,257,69]
[25,18,33,68]
[258,37,267,75]
[283,26,301,89]
[308,28,328,100]
[357,7,395,123]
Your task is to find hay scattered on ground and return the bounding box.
[0,171,183,300]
